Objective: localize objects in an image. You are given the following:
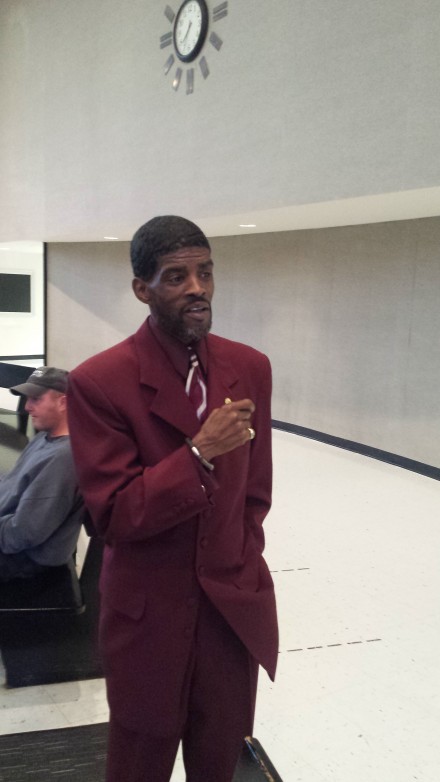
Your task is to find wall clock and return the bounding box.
[160,1,229,94]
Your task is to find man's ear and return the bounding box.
[132,278,151,304]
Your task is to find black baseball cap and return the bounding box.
[10,367,68,397]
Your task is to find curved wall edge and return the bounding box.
[272,420,440,483]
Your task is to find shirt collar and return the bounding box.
[147,316,208,379]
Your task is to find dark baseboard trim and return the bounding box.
[271,420,440,482]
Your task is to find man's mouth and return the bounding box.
[184,302,210,318]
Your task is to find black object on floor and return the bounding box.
[0,558,85,615]
[0,723,283,782]
[0,538,103,687]
[240,737,284,781]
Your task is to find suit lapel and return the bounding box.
[150,376,200,437]
[134,321,199,438]
[133,323,240,437]
[206,336,240,412]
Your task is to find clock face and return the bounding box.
[174,0,208,63]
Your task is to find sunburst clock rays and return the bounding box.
[160,1,228,94]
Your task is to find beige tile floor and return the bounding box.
[1,429,439,781]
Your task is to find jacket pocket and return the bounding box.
[233,532,260,591]
[103,580,146,621]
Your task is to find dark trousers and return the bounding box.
[106,594,259,782]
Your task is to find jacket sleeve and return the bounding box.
[67,367,217,544]
[0,450,80,554]
[243,353,273,554]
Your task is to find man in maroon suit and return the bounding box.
[67,216,278,782]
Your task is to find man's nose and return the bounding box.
[24,398,33,412]
[186,274,205,296]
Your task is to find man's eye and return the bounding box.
[167,275,184,284]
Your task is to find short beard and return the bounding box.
[155,309,212,345]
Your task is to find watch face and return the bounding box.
[174,0,208,63]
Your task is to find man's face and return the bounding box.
[132,246,214,344]
[24,390,66,434]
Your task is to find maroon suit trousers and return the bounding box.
[105,593,259,782]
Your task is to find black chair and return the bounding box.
[0,557,85,616]
[0,532,103,688]
[0,362,36,436]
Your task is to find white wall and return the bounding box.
[47,241,144,367]
[211,219,440,465]
[1,0,440,241]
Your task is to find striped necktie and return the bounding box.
[186,350,207,421]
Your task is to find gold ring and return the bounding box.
[248,427,256,440]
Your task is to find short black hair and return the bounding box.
[130,215,211,281]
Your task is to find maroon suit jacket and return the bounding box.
[67,320,278,735]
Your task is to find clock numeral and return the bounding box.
[160,32,173,49]
[213,2,228,22]
[172,68,183,91]
[186,69,195,95]
[199,56,209,80]
[164,54,175,75]
[209,31,223,51]
[164,5,175,23]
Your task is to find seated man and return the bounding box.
[0,367,83,582]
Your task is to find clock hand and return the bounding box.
[182,21,192,42]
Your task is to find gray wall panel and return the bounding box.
[48,217,440,466]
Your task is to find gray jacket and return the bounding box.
[0,432,83,565]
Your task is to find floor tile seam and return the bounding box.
[281,638,383,654]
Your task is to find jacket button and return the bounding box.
[187,597,197,608]
[199,537,208,549]
[198,565,206,577]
